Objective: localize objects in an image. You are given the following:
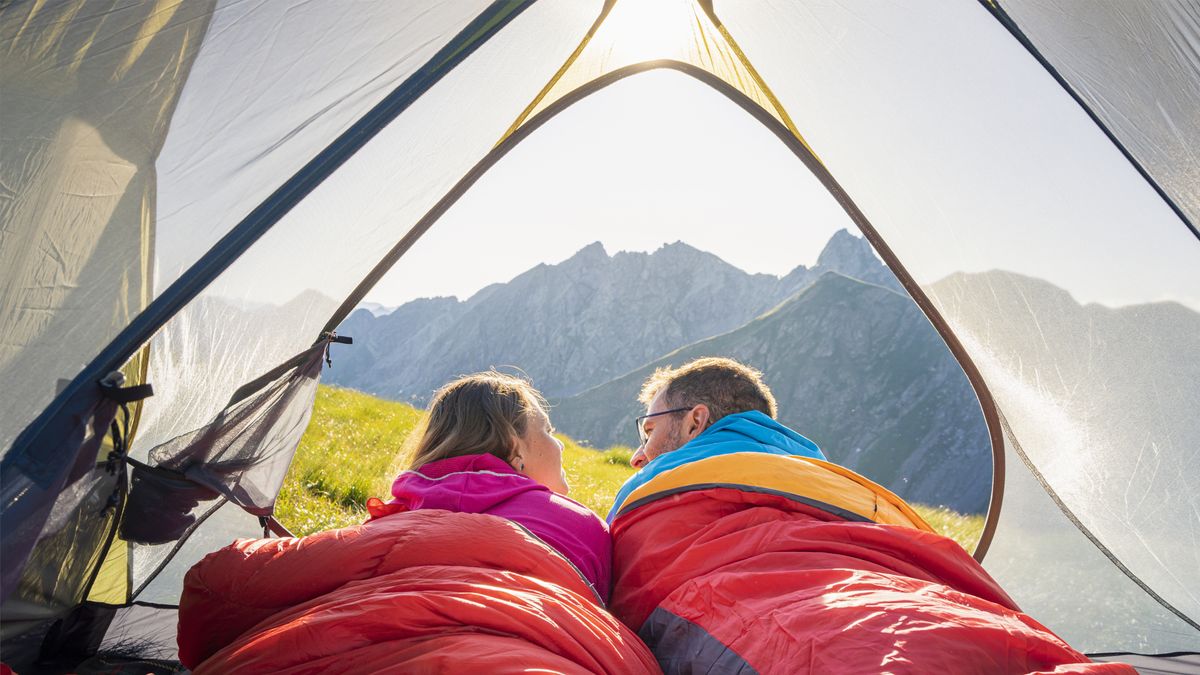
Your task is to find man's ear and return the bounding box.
[682,404,711,441]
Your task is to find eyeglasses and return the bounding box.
[634,407,692,446]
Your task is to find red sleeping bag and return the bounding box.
[178,509,659,674]
[609,455,1133,674]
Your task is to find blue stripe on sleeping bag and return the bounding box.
[639,606,759,675]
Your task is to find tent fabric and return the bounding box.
[0,0,213,611]
[713,0,1200,651]
[1,0,595,626]
[985,0,1200,235]
[609,457,1131,674]
[498,0,814,154]
[131,341,325,523]
[0,369,159,651]
[0,0,507,462]
[23,601,180,673]
[177,509,660,674]
[88,340,326,611]
[1,335,322,650]
[0,0,215,458]
[2,0,1198,665]
[931,278,1200,648]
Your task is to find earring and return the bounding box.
[519,461,525,471]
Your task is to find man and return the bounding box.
[607,357,1128,675]
[610,356,824,520]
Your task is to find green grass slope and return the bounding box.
[279,385,983,551]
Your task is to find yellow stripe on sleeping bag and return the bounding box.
[616,453,935,532]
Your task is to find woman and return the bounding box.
[177,372,656,673]
[367,371,612,602]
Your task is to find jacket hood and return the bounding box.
[391,453,549,513]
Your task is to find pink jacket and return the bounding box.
[369,453,612,602]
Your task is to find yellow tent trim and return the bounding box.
[704,12,819,161]
[498,0,821,164]
[497,2,616,145]
[86,538,129,605]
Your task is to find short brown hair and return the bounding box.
[639,357,777,422]
[407,371,548,470]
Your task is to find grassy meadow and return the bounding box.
[278,385,984,550]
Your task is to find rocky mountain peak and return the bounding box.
[652,240,725,265]
[816,229,876,271]
[564,241,609,266]
[655,240,700,255]
[814,229,902,292]
[336,231,904,404]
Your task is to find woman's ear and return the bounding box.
[509,432,526,472]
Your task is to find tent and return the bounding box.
[2,0,1197,670]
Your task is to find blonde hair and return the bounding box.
[638,357,777,422]
[407,371,548,470]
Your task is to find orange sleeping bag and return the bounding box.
[178,509,659,674]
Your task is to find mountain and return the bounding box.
[327,296,465,400]
[327,231,889,401]
[927,269,1200,506]
[355,302,398,317]
[777,228,902,297]
[322,230,1002,511]
[552,272,991,513]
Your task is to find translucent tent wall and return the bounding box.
[2,0,1197,665]
[1,0,598,660]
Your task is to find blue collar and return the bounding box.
[607,410,825,522]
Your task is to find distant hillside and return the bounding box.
[553,272,991,513]
[327,230,890,402]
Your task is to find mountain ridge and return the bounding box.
[328,231,883,401]
[325,231,1000,512]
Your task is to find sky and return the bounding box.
[355,61,1200,311]
[361,70,854,306]
[159,1,1200,313]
